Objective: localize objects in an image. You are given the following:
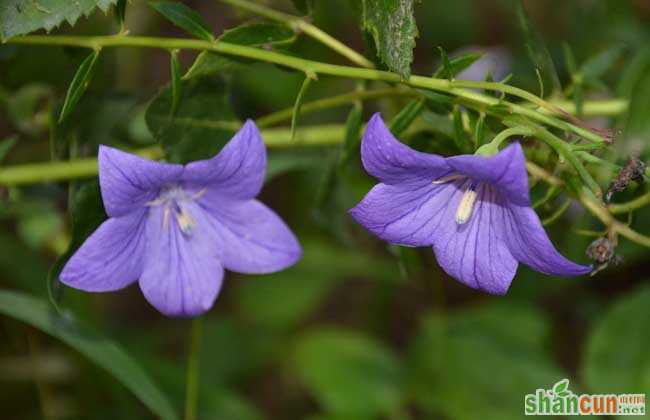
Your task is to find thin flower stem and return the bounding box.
[526,161,650,248]
[184,317,203,420]
[609,192,650,214]
[0,126,345,185]
[257,87,414,127]
[218,0,376,68]
[542,199,571,226]
[7,35,608,144]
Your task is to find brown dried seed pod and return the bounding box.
[605,157,647,202]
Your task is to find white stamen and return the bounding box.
[176,206,196,235]
[455,186,478,225]
[432,174,465,184]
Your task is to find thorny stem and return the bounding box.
[7,35,609,144]
[218,0,376,68]
[526,162,650,248]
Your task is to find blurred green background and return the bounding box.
[1,0,649,419]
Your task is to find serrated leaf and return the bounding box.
[145,76,238,163]
[583,285,650,395]
[59,49,100,123]
[0,290,177,420]
[294,328,404,417]
[515,0,561,96]
[0,0,118,40]
[149,1,213,41]
[361,0,418,79]
[389,98,424,137]
[184,23,296,79]
[434,52,484,79]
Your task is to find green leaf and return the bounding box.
[0,0,118,40]
[184,22,296,79]
[149,1,213,41]
[337,103,363,171]
[0,290,177,420]
[0,135,17,163]
[115,0,127,30]
[389,98,424,137]
[583,286,650,395]
[219,22,296,46]
[294,328,404,417]
[59,49,100,123]
[169,49,181,115]
[623,62,650,143]
[145,76,238,163]
[409,303,565,420]
[437,46,453,79]
[433,52,484,79]
[580,45,625,82]
[361,0,418,79]
[291,74,315,142]
[515,0,561,96]
[452,105,468,152]
[48,181,106,312]
[552,378,569,395]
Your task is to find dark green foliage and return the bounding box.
[149,1,213,41]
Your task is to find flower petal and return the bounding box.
[139,202,224,317]
[500,199,592,277]
[60,210,147,292]
[361,113,450,184]
[99,145,184,217]
[350,177,463,247]
[182,120,266,199]
[197,195,301,274]
[432,185,518,294]
[446,142,530,206]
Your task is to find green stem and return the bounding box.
[7,35,608,144]
[219,0,375,68]
[542,199,571,226]
[184,317,203,420]
[0,126,344,185]
[476,126,532,155]
[257,87,414,127]
[609,192,650,214]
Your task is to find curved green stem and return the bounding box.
[476,126,533,155]
[219,0,375,68]
[7,35,608,144]
[609,192,650,214]
[0,126,344,185]
[184,317,203,420]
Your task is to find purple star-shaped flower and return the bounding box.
[60,120,302,317]
[350,114,590,294]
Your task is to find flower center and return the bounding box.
[432,175,480,225]
[146,184,205,236]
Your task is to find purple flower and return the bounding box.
[350,114,590,294]
[61,120,302,317]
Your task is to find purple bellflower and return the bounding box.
[350,114,590,294]
[60,120,302,317]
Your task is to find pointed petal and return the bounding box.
[197,194,301,274]
[60,210,147,292]
[361,113,451,184]
[350,177,464,247]
[99,145,184,217]
[500,199,591,277]
[432,185,518,295]
[139,202,224,317]
[182,120,266,199]
[446,143,530,206]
